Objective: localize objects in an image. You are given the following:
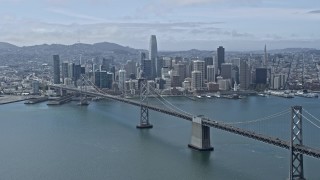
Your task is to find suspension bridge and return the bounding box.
[48,77,320,180]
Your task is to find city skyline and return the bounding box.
[0,0,319,51]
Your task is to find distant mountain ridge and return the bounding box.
[0,42,141,64]
[20,42,136,52]
[0,42,19,50]
[0,42,319,65]
[0,41,318,53]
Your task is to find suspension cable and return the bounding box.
[224,108,290,125]
[148,85,193,116]
[303,108,320,124]
[81,75,191,116]
[81,75,106,95]
[301,114,320,129]
[151,92,187,114]
[80,75,294,127]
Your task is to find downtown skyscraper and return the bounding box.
[264,44,268,67]
[53,55,61,84]
[217,46,225,74]
[240,60,251,90]
[193,60,205,88]
[149,35,158,79]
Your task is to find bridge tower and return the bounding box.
[136,79,153,129]
[289,106,305,180]
[78,75,89,106]
[188,116,213,151]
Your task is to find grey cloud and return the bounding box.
[231,30,254,38]
[0,20,256,47]
[163,0,264,6]
[1,21,222,46]
[47,8,105,22]
[308,10,320,14]
[265,34,283,40]
[189,27,255,39]
[1,19,317,51]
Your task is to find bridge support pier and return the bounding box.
[136,79,153,129]
[289,106,305,180]
[136,105,153,129]
[188,116,213,151]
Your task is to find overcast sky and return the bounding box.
[0,0,319,51]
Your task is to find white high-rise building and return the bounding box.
[161,67,170,79]
[183,80,192,91]
[191,71,202,91]
[193,60,205,87]
[119,69,126,93]
[124,60,136,78]
[271,74,287,89]
[273,76,280,89]
[32,80,40,94]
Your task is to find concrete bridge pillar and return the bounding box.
[188,116,213,151]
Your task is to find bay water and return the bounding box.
[0,96,319,179]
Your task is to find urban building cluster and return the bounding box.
[49,36,320,96]
[1,36,320,96]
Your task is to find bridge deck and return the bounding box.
[49,85,320,159]
[201,118,320,159]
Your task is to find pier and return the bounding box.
[47,95,73,105]
[24,96,48,104]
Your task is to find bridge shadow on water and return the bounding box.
[137,128,191,151]
[137,127,215,165]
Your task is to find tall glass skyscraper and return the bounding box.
[61,61,68,83]
[53,55,61,84]
[207,65,215,83]
[217,46,225,74]
[139,52,146,66]
[149,35,158,79]
[240,60,250,90]
[264,44,268,67]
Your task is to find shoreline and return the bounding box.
[0,95,29,105]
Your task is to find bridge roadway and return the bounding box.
[50,85,320,159]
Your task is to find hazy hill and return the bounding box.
[0,42,19,51]
[0,42,319,65]
[0,42,140,65]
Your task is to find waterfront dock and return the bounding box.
[24,96,48,104]
[0,95,29,105]
[47,95,72,105]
